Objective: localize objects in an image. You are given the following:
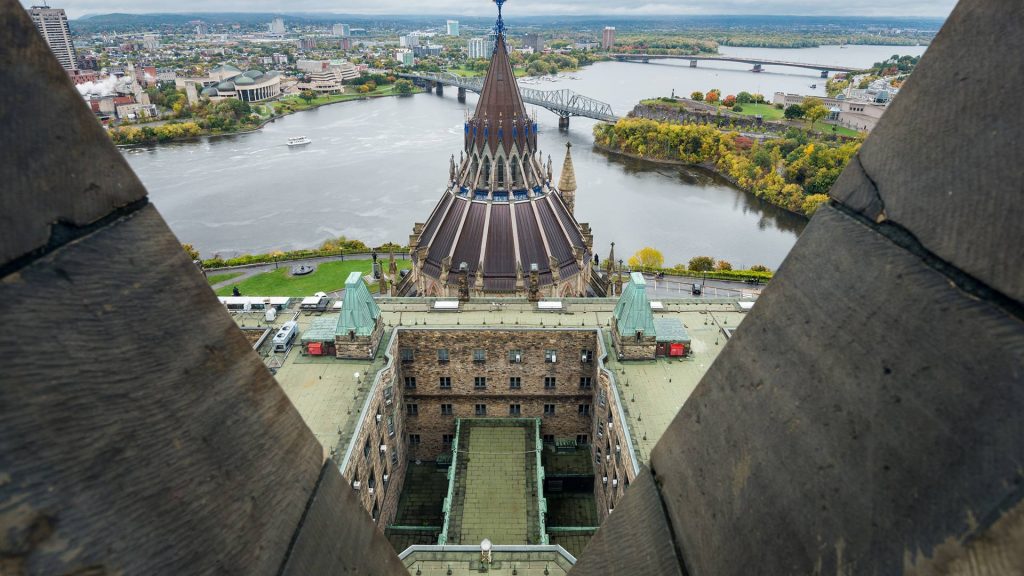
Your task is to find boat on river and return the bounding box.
[287,136,311,147]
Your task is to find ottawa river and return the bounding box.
[123,44,926,268]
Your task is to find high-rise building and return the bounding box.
[602,26,616,50]
[447,20,460,36]
[523,32,541,53]
[394,49,415,66]
[142,34,159,51]
[400,34,420,48]
[467,37,485,59]
[269,17,285,35]
[28,5,77,70]
[194,22,209,36]
[332,23,350,37]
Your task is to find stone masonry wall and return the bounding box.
[592,369,637,522]
[340,336,409,529]
[334,317,384,359]
[396,328,599,459]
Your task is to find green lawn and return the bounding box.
[279,84,415,112]
[811,123,864,138]
[214,259,412,297]
[729,102,785,120]
[206,271,244,285]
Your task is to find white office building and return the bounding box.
[447,20,460,36]
[333,23,350,37]
[269,17,285,35]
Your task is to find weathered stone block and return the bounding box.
[0,206,324,573]
[651,204,1024,576]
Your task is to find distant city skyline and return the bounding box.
[21,0,957,20]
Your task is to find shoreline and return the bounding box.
[591,142,809,220]
[115,89,416,148]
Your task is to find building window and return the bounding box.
[406,403,418,416]
[474,376,487,389]
[598,390,607,407]
[577,434,589,445]
[400,347,414,362]
[509,403,521,415]
[387,415,395,437]
[475,404,487,416]
[473,349,486,362]
[443,434,454,446]
[581,349,594,363]
[543,434,555,444]
[391,448,399,466]
[580,377,592,389]
[544,404,556,416]
[579,404,591,416]
[441,403,453,416]
[509,377,521,389]
[508,349,523,363]
[408,434,420,445]
[363,439,371,458]
[545,349,557,363]
[438,348,449,363]
[544,376,556,389]
[383,386,394,405]
[440,376,451,389]
[404,376,416,389]
[372,502,379,522]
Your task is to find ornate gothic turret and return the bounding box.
[407,0,592,298]
[558,142,577,215]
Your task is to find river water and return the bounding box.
[123,44,927,268]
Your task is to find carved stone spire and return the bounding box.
[558,141,577,215]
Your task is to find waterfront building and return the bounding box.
[407,20,592,299]
[269,17,285,35]
[28,5,76,70]
[179,64,283,103]
[333,23,350,37]
[602,26,616,50]
[447,20,460,36]
[773,91,888,132]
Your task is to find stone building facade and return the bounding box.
[340,334,409,528]
[395,328,599,458]
[592,369,638,521]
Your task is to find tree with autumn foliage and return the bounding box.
[628,247,665,270]
[705,89,721,104]
[722,94,737,107]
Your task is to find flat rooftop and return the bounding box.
[443,419,543,545]
[229,298,749,463]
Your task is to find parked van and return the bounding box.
[272,321,299,352]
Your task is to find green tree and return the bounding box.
[628,247,664,270]
[784,104,805,120]
[736,91,753,104]
[394,79,414,94]
[800,97,824,114]
[688,256,714,272]
[750,264,771,272]
[805,104,829,129]
[715,260,733,271]
[299,90,316,104]
[690,91,704,101]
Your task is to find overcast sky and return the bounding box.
[24,0,958,19]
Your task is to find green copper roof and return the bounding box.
[653,317,690,343]
[336,272,380,337]
[613,272,656,337]
[302,316,337,343]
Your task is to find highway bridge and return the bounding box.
[397,71,618,129]
[610,54,861,77]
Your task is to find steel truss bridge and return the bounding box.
[610,54,860,77]
[398,71,619,125]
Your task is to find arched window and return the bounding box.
[483,158,491,186]
[497,160,505,189]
